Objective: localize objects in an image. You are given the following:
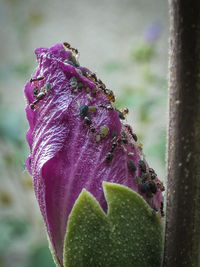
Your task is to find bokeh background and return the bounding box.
[0,0,168,266]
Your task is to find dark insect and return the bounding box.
[148,181,157,194]
[70,76,78,89]
[98,104,113,111]
[84,116,92,125]
[63,42,79,55]
[125,124,138,142]
[120,107,129,116]
[79,105,89,117]
[116,109,125,120]
[89,125,96,133]
[160,202,164,217]
[139,160,147,173]
[141,183,149,193]
[105,152,114,162]
[33,86,39,96]
[157,182,165,192]
[128,159,136,172]
[30,76,44,82]
[105,89,115,102]
[30,83,51,110]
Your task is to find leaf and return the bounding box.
[64,182,163,267]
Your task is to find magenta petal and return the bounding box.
[25,43,164,266]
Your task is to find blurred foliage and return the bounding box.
[131,42,155,63]
[27,245,55,267]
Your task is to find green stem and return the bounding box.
[164,1,200,266]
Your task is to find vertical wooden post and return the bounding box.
[164,1,200,266]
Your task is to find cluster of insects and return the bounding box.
[79,103,113,144]
[63,42,116,104]
[29,77,51,110]
[87,73,116,103]
[30,42,164,217]
[105,130,129,162]
[136,163,165,214]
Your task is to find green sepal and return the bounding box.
[64,182,163,267]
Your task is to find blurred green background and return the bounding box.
[0,0,168,266]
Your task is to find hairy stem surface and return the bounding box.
[164,1,200,266]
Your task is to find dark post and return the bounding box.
[164,1,200,266]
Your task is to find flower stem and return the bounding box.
[164,1,200,266]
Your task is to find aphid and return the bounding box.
[122,138,128,144]
[29,91,46,110]
[78,82,83,90]
[125,124,138,142]
[96,135,101,142]
[149,168,157,180]
[72,48,79,54]
[120,107,129,116]
[121,131,128,144]
[30,83,51,110]
[98,104,113,111]
[70,76,78,89]
[46,83,51,92]
[63,42,79,55]
[87,73,98,84]
[141,173,150,182]
[136,176,142,184]
[90,73,98,82]
[98,79,106,89]
[117,137,122,144]
[150,172,157,180]
[81,70,89,77]
[138,143,143,150]
[91,88,97,96]
[105,89,115,102]
[111,141,117,151]
[128,159,136,172]
[116,109,125,120]
[106,152,114,162]
[100,125,109,137]
[89,125,96,133]
[63,42,71,49]
[157,182,165,192]
[30,100,38,110]
[88,106,97,113]
[30,76,44,82]
[148,181,157,194]
[79,105,89,116]
[33,86,39,96]
[36,91,46,101]
[141,183,149,193]
[160,202,164,217]
[112,130,117,138]
[84,116,92,125]
[149,168,155,173]
[139,160,146,173]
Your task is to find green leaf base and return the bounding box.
[63,182,163,267]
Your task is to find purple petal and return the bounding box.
[25,43,164,266]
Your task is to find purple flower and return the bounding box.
[144,22,162,43]
[25,44,164,266]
